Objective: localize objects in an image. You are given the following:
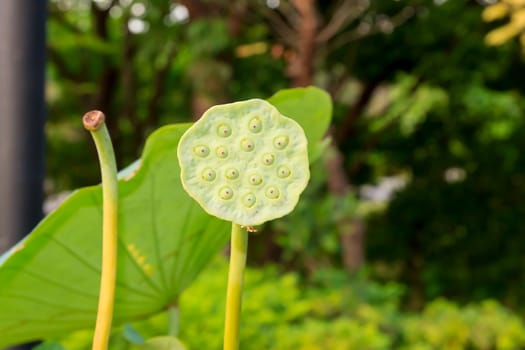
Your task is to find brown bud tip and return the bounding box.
[82,110,106,131]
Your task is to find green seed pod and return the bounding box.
[178,99,309,226]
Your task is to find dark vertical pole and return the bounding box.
[0,4,46,350]
[0,0,46,254]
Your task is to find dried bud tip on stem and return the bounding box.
[241,225,257,233]
[83,110,106,131]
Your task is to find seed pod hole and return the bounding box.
[225,168,240,180]
[193,145,210,157]
[216,146,228,159]
[273,135,289,150]
[277,165,291,178]
[241,138,255,152]
[262,153,275,166]
[219,186,234,200]
[249,174,263,186]
[248,117,262,133]
[217,123,232,137]
[201,168,216,181]
[265,186,280,199]
[242,193,256,208]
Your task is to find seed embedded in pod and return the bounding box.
[193,145,210,157]
[277,165,291,178]
[219,186,234,200]
[265,186,280,199]
[217,123,232,137]
[201,168,216,181]
[262,153,275,166]
[248,117,262,133]
[273,135,289,150]
[241,137,255,152]
[225,168,240,180]
[216,146,228,159]
[248,173,263,186]
[242,193,256,208]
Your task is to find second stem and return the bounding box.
[83,111,119,350]
[223,223,248,350]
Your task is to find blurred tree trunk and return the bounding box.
[0,1,46,349]
[288,0,318,86]
[286,0,367,272]
[324,139,366,271]
[406,229,425,310]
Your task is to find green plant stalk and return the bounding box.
[83,111,119,350]
[167,304,180,336]
[223,223,248,350]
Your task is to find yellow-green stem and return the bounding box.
[83,111,119,350]
[223,223,248,350]
[167,304,180,337]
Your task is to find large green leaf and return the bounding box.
[0,124,230,348]
[268,86,332,161]
[0,87,332,348]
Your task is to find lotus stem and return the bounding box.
[167,304,180,337]
[223,223,248,350]
[83,110,119,350]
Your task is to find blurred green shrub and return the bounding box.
[401,299,525,350]
[179,259,395,350]
[267,157,349,273]
[180,261,525,350]
[43,260,525,350]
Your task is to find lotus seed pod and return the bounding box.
[177,99,310,226]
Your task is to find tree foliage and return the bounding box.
[483,0,525,47]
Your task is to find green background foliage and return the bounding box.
[5,0,525,348]
[38,260,525,350]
